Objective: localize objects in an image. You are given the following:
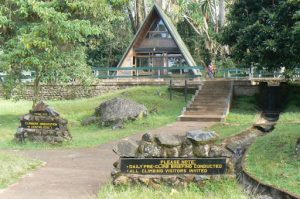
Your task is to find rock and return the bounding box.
[257,195,274,199]
[111,167,120,177]
[53,137,64,143]
[195,175,210,183]
[45,106,60,117]
[186,130,218,145]
[113,160,120,168]
[142,132,154,142]
[138,177,151,185]
[16,128,23,135]
[296,138,300,157]
[253,123,274,132]
[165,147,179,157]
[209,145,232,157]
[111,120,124,130]
[113,176,130,185]
[180,138,193,157]
[155,134,181,147]
[193,144,210,157]
[113,138,139,157]
[138,141,161,157]
[95,97,147,126]
[23,114,31,121]
[34,101,48,111]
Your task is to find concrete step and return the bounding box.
[178,115,224,122]
[189,104,227,108]
[186,107,225,111]
[193,98,228,102]
[184,111,224,115]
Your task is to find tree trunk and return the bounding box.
[127,5,137,34]
[155,0,163,7]
[214,0,219,32]
[135,0,145,30]
[32,73,41,109]
[218,0,225,28]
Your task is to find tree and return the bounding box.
[0,0,99,107]
[177,0,226,67]
[221,0,300,70]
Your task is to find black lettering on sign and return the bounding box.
[21,121,59,129]
[120,158,226,175]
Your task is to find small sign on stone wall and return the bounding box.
[120,158,226,175]
[21,121,59,129]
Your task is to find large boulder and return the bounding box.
[95,97,147,126]
[296,138,300,157]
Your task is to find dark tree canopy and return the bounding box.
[221,0,300,70]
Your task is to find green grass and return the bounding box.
[245,84,300,196]
[0,152,41,189]
[99,178,250,199]
[278,84,300,123]
[245,124,300,196]
[0,86,189,149]
[209,96,259,142]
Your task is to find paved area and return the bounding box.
[0,121,214,199]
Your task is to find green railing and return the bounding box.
[1,67,299,81]
[92,66,300,79]
[92,66,204,79]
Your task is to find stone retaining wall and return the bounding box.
[0,80,276,100]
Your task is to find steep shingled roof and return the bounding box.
[117,4,200,75]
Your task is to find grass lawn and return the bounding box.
[0,152,41,189]
[0,86,189,149]
[209,96,259,143]
[245,84,300,196]
[245,124,300,196]
[99,178,250,199]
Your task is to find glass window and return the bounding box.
[146,19,171,39]
[168,55,187,67]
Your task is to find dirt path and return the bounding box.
[0,122,214,199]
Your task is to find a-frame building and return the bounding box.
[117,3,200,77]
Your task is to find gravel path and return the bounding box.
[0,122,214,199]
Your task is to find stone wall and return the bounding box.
[111,131,234,187]
[0,81,166,100]
[0,80,267,100]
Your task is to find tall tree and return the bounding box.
[221,0,300,70]
[0,0,99,106]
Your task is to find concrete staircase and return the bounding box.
[178,80,233,122]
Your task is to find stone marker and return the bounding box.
[15,101,72,144]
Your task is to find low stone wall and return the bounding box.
[111,131,234,187]
[0,81,166,100]
[0,80,267,100]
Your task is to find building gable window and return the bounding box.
[146,19,171,39]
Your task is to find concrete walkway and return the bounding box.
[0,122,214,199]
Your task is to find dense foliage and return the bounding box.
[221,0,300,70]
[0,0,132,105]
